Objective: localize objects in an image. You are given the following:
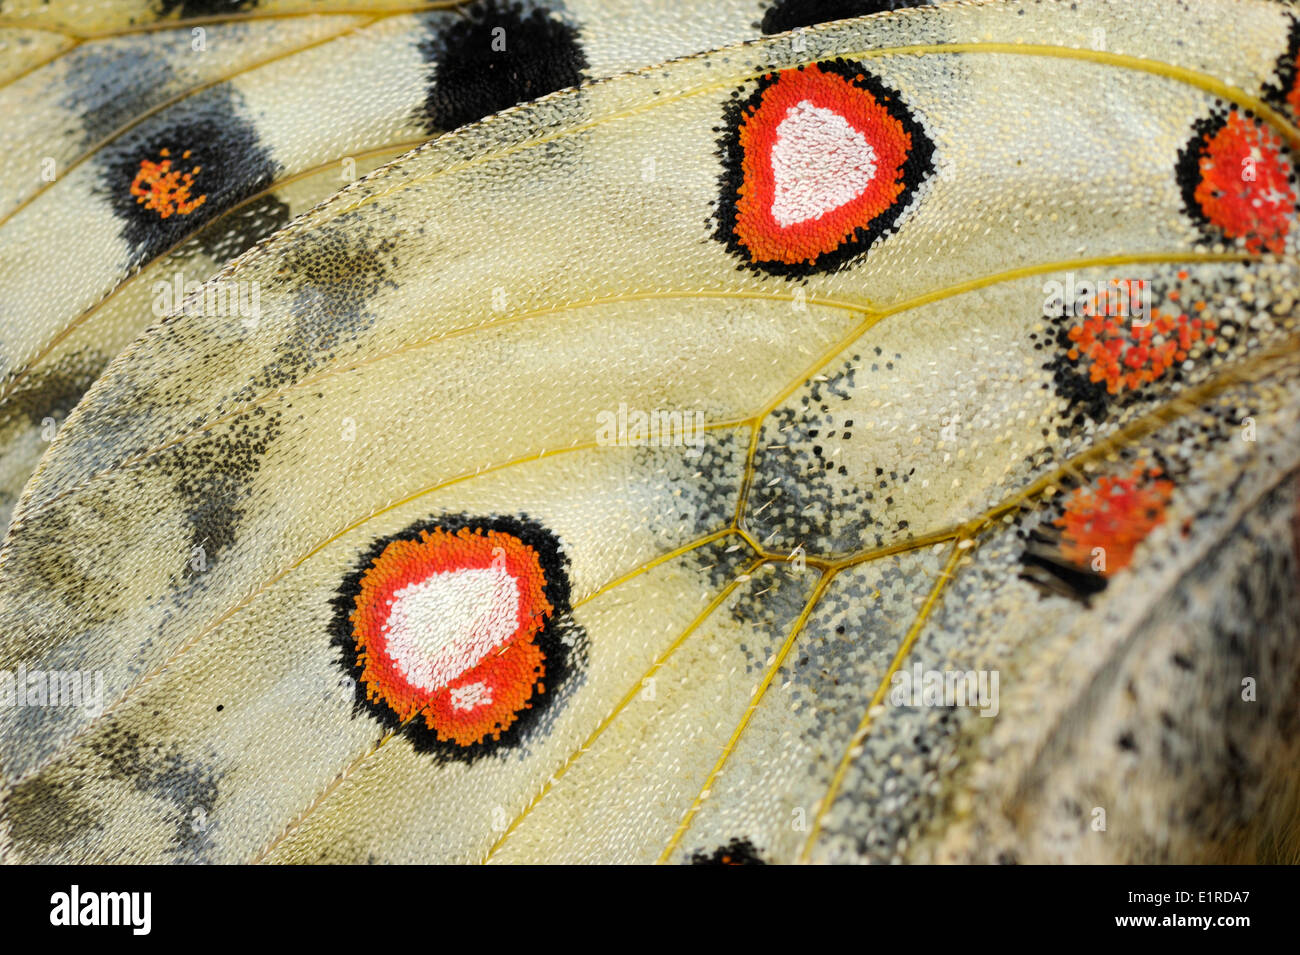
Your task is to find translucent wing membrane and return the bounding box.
[0,0,789,530]
[1,0,1298,864]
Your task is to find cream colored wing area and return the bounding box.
[263,537,756,864]
[744,261,1300,560]
[563,0,767,78]
[0,294,854,781]
[663,546,949,865]
[0,445,749,863]
[0,17,367,218]
[0,0,443,35]
[0,29,74,85]
[807,358,1300,865]
[0,0,1296,865]
[0,150,403,532]
[17,9,1295,503]
[486,561,819,865]
[234,13,433,171]
[0,15,434,379]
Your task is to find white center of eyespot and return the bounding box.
[383,567,520,692]
[770,99,877,228]
[449,681,494,712]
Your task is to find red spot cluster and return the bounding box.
[1188,109,1296,254]
[129,148,207,219]
[1065,280,1216,395]
[350,526,552,747]
[1056,464,1175,575]
[732,63,914,266]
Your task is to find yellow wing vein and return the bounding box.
[656,567,837,863]
[798,540,964,863]
[11,252,1247,528]
[0,139,426,404]
[0,430,752,798]
[480,555,768,864]
[0,4,455,41]
[247,529,746,863]
[795,335,1300,862]
[326,44,1300,223]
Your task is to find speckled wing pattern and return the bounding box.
[0,0,787,533]
[0,0,1298,865]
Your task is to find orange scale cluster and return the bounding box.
[1056,464,1175,575]
[1065,286,1215,396]
[350,526,553,748]
[1190,109,1296,255]
[129,147,207,218]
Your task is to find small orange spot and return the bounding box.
[129,149,207,219]
[1065,279,1215,396]
[1056,464,1175,574]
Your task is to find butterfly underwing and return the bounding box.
[0,0,1298,864]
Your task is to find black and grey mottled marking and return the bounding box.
[97,84,280,268]
[746,349,914,556]
[155,404,283,582]
[233,210,401,402]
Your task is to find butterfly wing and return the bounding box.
[1,0,1297,863]
[0,0,788,531]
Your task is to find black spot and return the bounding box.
[760,0,929,34]
[96,85,279,268]
[690,838,768,865]
[418,0,587,133]
[156,0,257,18]
[330,513,588,764]
[1019,526,1108,605]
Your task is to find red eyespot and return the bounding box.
[1056,465,1175,575]
[716,60,934,275]
[1064,280,1217,396]
[350,525,553,747]
[129,148,207,219]
[1179,109,1296,255]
